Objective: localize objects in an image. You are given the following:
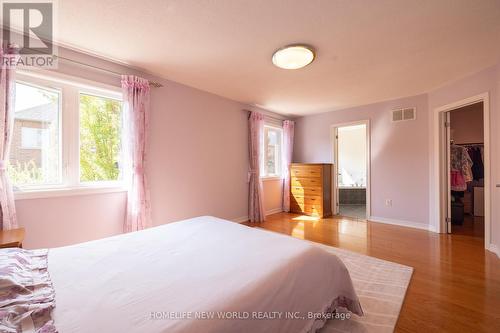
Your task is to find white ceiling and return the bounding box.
[57,0,500,116]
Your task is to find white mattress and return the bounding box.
[48,216,362,333]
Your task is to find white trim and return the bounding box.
[432,93,491,250]
[488,244,500,259]
[14,186,127,200]
[369,216,436,232]
[231,208,284,224]
[261,176,282,182]
[231,216,250,223]
[266,207,284,216]
[330,120,371,218]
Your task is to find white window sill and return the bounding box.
[261,176,282,182]
[14,186,127,200]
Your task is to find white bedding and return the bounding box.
[49,216,362,333]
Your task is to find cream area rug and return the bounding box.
[314,243,413,333]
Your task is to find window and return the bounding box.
[9,73,123,195]
[262,125,283,178]
[9,82,61,187]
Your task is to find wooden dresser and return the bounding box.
[290,163,332,218]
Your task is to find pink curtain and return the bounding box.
[122,75,151,232]
[282,120,295,212]
[0,47,18,230]
[248,112,265,222]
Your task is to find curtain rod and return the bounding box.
[4,30,162,87]
[246,110,287,122]
[52,54,163,88]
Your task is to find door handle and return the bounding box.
[497,184,500,187]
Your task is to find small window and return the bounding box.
[79,93,123,182]
[9,82,61,187]
[262,125,283,178]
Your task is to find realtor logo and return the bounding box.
[1,0,57,67]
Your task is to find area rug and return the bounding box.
[314,243,413,333]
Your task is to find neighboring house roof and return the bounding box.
[15,103,57,123]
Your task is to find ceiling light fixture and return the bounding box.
[272,44,315,69]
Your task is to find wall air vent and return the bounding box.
[391,107,416,122]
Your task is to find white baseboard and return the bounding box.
[368,216,436,232]
[265,207,284,216]
[231,216,249,223]
[488,244,500,258]
[231,207,283,224]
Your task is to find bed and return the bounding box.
[1,216,363,333]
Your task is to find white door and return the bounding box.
[333,127,340,215]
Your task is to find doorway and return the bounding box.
[434,93,490,249]
[445,102,485,238]
[332,121,370,219]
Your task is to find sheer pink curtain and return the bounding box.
[282,120,294,212]
[248,112,265,222]
[122,75,151,232]
[0,47,18,230]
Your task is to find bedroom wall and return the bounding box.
[16,47,283,249]
[450,103,484,144]
[428,63,500,253]
[293,94,430,228]
[262,179,283,215]
[293,62,500,255]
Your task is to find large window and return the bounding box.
[9,73,123,194]
[261,125,283,178]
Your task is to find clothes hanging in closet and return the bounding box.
[450,145,473,191]
[467,147,484,180]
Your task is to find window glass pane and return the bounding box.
[263,126,282,177]
[79,93,122,182]
[8,82,61,187]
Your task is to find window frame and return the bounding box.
[13,77,64,190]
[261,124,283,180]
[13,71,126,200]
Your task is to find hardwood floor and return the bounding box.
[244,212,500,333]
[451,215,484,238]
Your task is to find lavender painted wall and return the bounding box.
[428,64,500,250]
[294,62,500,252]
[15,42,498,251]
[17,192,126,248]
[16,47,282,249]
[294,94,430,225]
[147,80,249,224]
[450,103,483,144]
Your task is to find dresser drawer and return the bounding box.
[291,177,322,188]
[290,202,323,216]
[290,167,321,178]
[291,195,322,205]
[291,186,322,197]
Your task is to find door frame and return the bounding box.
[433,93,490,248]
[330,120,371,218]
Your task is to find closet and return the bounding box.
[448,102,484,236]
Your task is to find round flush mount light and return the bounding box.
[272,44,315,69]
